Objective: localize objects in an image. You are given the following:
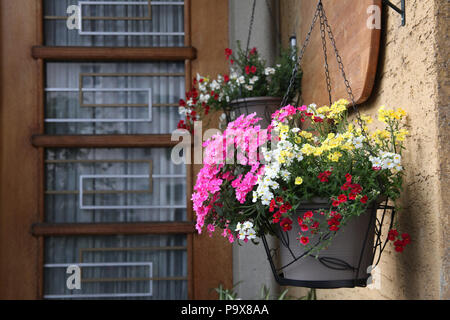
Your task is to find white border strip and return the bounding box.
[79,174,186,210]
[78,1,185,36]
[44,262,152,299]
[45,88,152,123]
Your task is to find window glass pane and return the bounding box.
[44,0,185,47]
[44,235,187,299]
[45,148,187,223]
[45,62,184,134]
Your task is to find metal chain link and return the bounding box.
[281,1,321,107]
[319,4,333,106]
[281,0,368,139]
[319,3,368,137]
[246,0,257,56]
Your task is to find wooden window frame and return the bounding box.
[33,0,196,300]
[0,0,231,300]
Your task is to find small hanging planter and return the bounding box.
[227,96,282,127]
[262,198,395,289]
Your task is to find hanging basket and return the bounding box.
[228,96,282,127]
[262,199,395,288]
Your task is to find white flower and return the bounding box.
[238,230,246,240]
[280,170,291,181]
[187,98,194,107]
[264,67,276,75]
[244,84,254,91]
[178,107,186,115]
[199,94,210,103]
[235,222,243,231]
[247,229,257,240]
[249,76,259,84]
[291,128,300,133]
[243,221,253,230]
[393,154,401,164]
[353,136,364,149]
[238,76,245,84]
[276,64,281,68]
[210,80,220,91]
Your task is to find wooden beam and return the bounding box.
[31,222,196,236]
[31,134,184,148]
[31,46,197,61]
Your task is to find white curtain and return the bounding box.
[43,0,188,299]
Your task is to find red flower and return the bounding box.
[272,211,281,223]
[329,225,340,231]
[313,116,324,123]
[179,99,186,107]
[249,47,257,55]
[285,202,292,210]
[388,229,399,241]
[280,218,293,232]
[177,120,186,129]
[225,48,232,59]
[224,74,230,82]
[303,211,313,219]
[245,66,250,75]
[338,194,347,203]
[395,246,404,253]
[269,199,277,213]
[373,166,381,171]
[360,195,368,204]
[230,59,234,64]
[250,65,257,74]
[348,193,357,200]
[279,204,288,214]
[299,236,310,245]
[297,217,303,225]
[345,173,352,182]
[351,184,362,194]
[276,197,284,203]
[402,233,411,245]
[318,170,332,182]
[300,224,309,232]
[332,200,341,207]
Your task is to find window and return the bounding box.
[39,0,191,299]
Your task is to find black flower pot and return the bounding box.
[262,198,392,289]
[228,96,282,127]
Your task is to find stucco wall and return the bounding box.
[280,0,448,299]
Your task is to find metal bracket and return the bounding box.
[383,0,406,26]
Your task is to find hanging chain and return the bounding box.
[281,1,321,107]
[319,3,368,137]
[281,0,368,139]
[245,0,257,56]
[319,6,332,106]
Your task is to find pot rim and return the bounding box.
[229,96,283,105]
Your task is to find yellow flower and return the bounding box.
[299,131,313,139]
[295,177,303,185]
[301,144,315,156]
[277,124,289,134]
[395,129,409,142]
[328,151,343,162]
[361,114,374,124]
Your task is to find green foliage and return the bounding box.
[214,283,317,300]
